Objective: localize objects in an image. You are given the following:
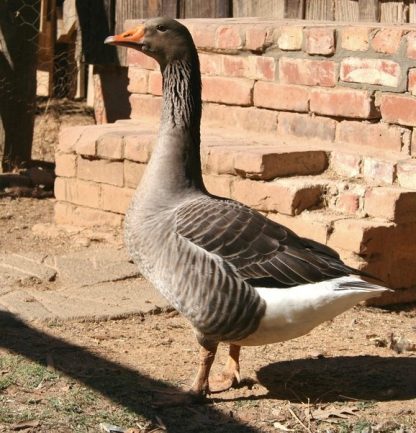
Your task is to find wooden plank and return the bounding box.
[284,0,305,18]
[179,0,231,18]
[335,0,359,21]
[380,1,408,23]
[358,0,380,21]
[161,0,178,17]
[233,0,284,18]
[305,0,335,20]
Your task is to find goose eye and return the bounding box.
[156,24,167,32]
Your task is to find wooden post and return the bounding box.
[358,0,380,21]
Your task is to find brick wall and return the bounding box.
[55,19,416,304]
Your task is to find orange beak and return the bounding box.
[104,25,145,49]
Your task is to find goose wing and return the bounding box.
[175,196,357,288]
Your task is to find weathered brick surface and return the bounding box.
[55,153,77,178]
[340,27,369,51]
[127,67,149,94]
[216,26,243,49]
[279,58,337,87]
[232,147,328,179]
[148,71,163,96]
[277,26,303,50]
[380,94,416,127]
[189,24,217,49]
[203,146,236,175]
[77,158,124,187]
[245,27,269,51]
[55,202,123,227]
[199,53,222,75]
[55,178,101,208]
[362,157,396,185]
[202,103,278,134]
[330,151,361,178]
[96,133,124,160]
[364,187,416,223]
[335,192,360,214]
[408,69,416,95]
[278,112,336,141]
[100,184,135,214]
[254,82,309,112]
[397,159,416,189]
[328,218,394,255]
[249,56,276,81]
[232,178,323,215]
[202,174,233,198]
[202,76,253,106]
[371,29,403,54]
[407,32,416,59]
[58,126,88,154]
[310,88,376,119]
[130,94,162,119]
[304,27,335,55]
[337,120,403,152]
[124,160,147,188]
[127,49,157,70]
[124,134,154,163]
[340,58,401,87]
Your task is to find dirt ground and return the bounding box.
[0,197,415,433]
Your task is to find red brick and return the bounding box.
[330,152,361,178]
[55,153,77,178]
[362,157,396,185]
[277,26,303,50]
[279,58,337,87]
[199,53,222,75]
[340,27,369,52]
[364,187,416,223]
[100,184,134,214]
[254,82,309,112]
[408,69,416,96]
[124,160,147,188]
[304,27,335,55]
[397,159,416,189]
[77,158,124,187]
[127,49,157,70]
[278,112,336,142]
[222,55,250,77]
[96,133,124,160]
[232,178,323,215]
[340,58,401,87]
[202,103,278,134]
[371,29,403,54]
[201,76,253,106]
[55,202,123,227]
[202,174,233,198]
[407,32,416,59]
[189,24,217,49]
[55,178,100,208]
[129,94,162,120]
[233,147,328,180]
[216,26,243,49]
[58,126,88,153]
[127,67,149,94]
[148,71,163,96]
[268,211,332,245]
[335,192,360,214]
[328,218,394,255]
[74,126,116,157]
[124,134,154,163]
[203,146,236,176]
[381,94,416,127]
[337,120,403,152]
[310,88,377,119]
[245,27,269,51]
[249,56,276,81]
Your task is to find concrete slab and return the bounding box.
[44,248,139,287]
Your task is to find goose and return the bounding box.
[105,17,389,405]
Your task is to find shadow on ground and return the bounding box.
[0,311,256,433]
[256,356,416,404]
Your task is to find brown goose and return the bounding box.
[105,17,388,405]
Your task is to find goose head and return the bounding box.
[104,17,197,70]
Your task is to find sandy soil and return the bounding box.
[0,197,415,433]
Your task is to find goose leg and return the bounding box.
[152,341,218,406]
[209,344,241,393]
